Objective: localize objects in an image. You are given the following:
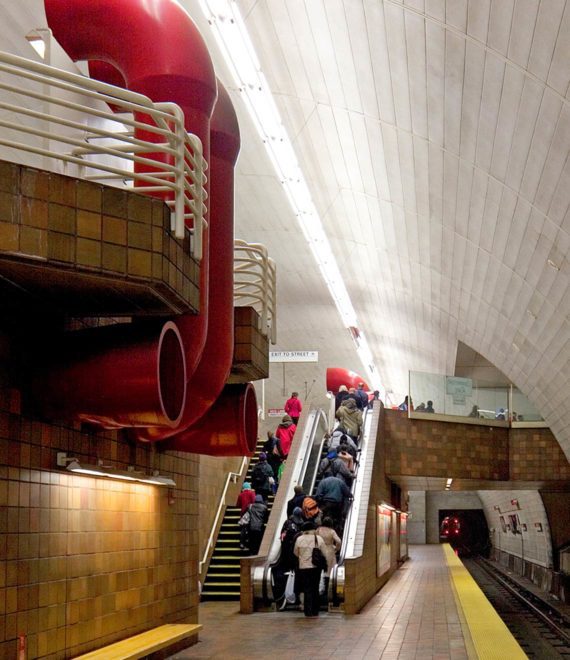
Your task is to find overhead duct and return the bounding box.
[326,367,370,393]
[164,383,258,456]
[38,0,217,428]
[30,322,186,429]
[138,80,240,442]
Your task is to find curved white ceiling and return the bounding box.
[189,0,570,460]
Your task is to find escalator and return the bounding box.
[253,403,378,609]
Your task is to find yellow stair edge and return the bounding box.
[442,545,526,660]
[73,623,202,660]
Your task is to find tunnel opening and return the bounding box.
[439,508,490,558]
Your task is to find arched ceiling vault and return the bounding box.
[187,1,570,459]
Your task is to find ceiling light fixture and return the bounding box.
[56,452,176,487]
[197,0,382,394]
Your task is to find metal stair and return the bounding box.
[201,440,275,601]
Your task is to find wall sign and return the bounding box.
[445,376,473,404]
[267,408,285,417]
[269,350,319,363]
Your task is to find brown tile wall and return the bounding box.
[384,410,510,480]
[0,160,199,315]
[344,405,396,614]
[510,428,570,481]
[0,388,200,659]
[384,410,569,482]
[229,307,269,383]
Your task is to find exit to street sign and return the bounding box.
[269,351,319,362]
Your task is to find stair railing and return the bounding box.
[199,455,248,581]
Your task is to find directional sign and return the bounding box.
[269,351,318,363]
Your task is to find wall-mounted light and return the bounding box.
[510,498,519,509]
[445,478,453,490]
[56,452,176,487]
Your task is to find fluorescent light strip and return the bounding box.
[198,0,382,392]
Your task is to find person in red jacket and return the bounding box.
[275,414,297,458]
[284,392,303,425]
[236,482,256,515]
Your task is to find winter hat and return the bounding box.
[243,482,251,490]
[281,414,292,423]
[327,450,337,459]
[302,520,316,531]
[259,452,267,461]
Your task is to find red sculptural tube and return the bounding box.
[31,322,186,429]
[40,0,218,427]
[326,367,370,393]
[137,80,240,442]
[164,383,258,456]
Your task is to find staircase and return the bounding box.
[201,440,275,601]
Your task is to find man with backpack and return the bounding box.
[315,475,353,531]
[263,430,283,487]
[250,453,274,502]
[317,449,353,486]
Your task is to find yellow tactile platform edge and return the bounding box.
[442,544,527,660]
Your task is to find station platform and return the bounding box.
[171,545,524,659]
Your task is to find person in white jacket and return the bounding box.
[293,521,326,617]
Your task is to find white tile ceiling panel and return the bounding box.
[548,2,570,96]
[528,0,567,82]
[187,0,570,461]
[487,0,515,57]
[467,0,491,44]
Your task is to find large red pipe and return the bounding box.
[164,383,258,456]
[326,367,370,393]
[137,80,240,442]
[31,322,187,428]
[41,0,218,427]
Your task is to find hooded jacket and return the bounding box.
[275,420,297,456]
[248,495,268,531]
[335,399,363,438]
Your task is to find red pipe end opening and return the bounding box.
[158,322,187,427]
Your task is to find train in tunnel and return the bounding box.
[439,510,491,558]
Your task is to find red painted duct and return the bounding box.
[40,0,218,427]
[326,367,370,393]
[31,322,186,429]
[164,383,258,456]
[137,80,240,442]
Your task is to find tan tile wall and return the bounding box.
[0,388,199,659]
[198,455,244,580]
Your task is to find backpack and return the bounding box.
[251,464,266,489]
[302,496,319,520]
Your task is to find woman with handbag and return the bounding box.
[293,520,327,617]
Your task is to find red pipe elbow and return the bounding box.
[45,0,217,379]
[138,80,240,442]
[326,367,370,393]
[164,383,258,456]
[31,322,186,429]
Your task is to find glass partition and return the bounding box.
[409,372,546,426]
[409,371,509,421]
[511,388,545,422]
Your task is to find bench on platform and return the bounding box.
[74,623,202,660]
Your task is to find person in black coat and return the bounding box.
[247,494,269,554]
[287,485,306,517]
[251,453,274,502]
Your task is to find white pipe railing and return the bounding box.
[0,50,207,258]
[234,239,277,343]
[199,455,248,579]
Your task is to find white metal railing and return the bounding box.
[0,50,207,257]
[199,456,248,578]
[234,239,277,343]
